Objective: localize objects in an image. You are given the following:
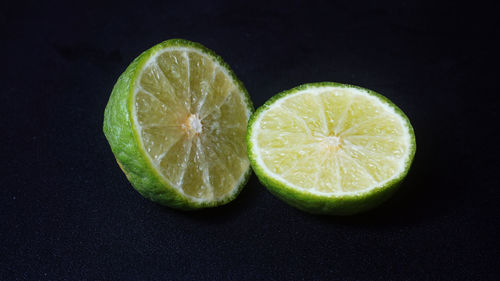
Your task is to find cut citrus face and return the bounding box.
[104,39,253,209]
[247,82,415,215]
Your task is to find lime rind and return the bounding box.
[104,39,254,209]
[247,82,416,215]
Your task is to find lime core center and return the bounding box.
[184,113,203,136]
[323,135,342,152]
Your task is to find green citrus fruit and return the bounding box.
[247,82,416,215]
[103,39,253,210]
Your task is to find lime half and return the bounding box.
[104,39,253,209]
[247,82,415,215]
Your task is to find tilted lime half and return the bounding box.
[247,82,416,215]
[103,39,253,209]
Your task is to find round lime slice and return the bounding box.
[104,39,253,209]
[247,82,416,215]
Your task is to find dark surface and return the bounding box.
[1,0,499,280]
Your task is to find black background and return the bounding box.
[1,0,499,280]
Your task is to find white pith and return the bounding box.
[250,86,412,197]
